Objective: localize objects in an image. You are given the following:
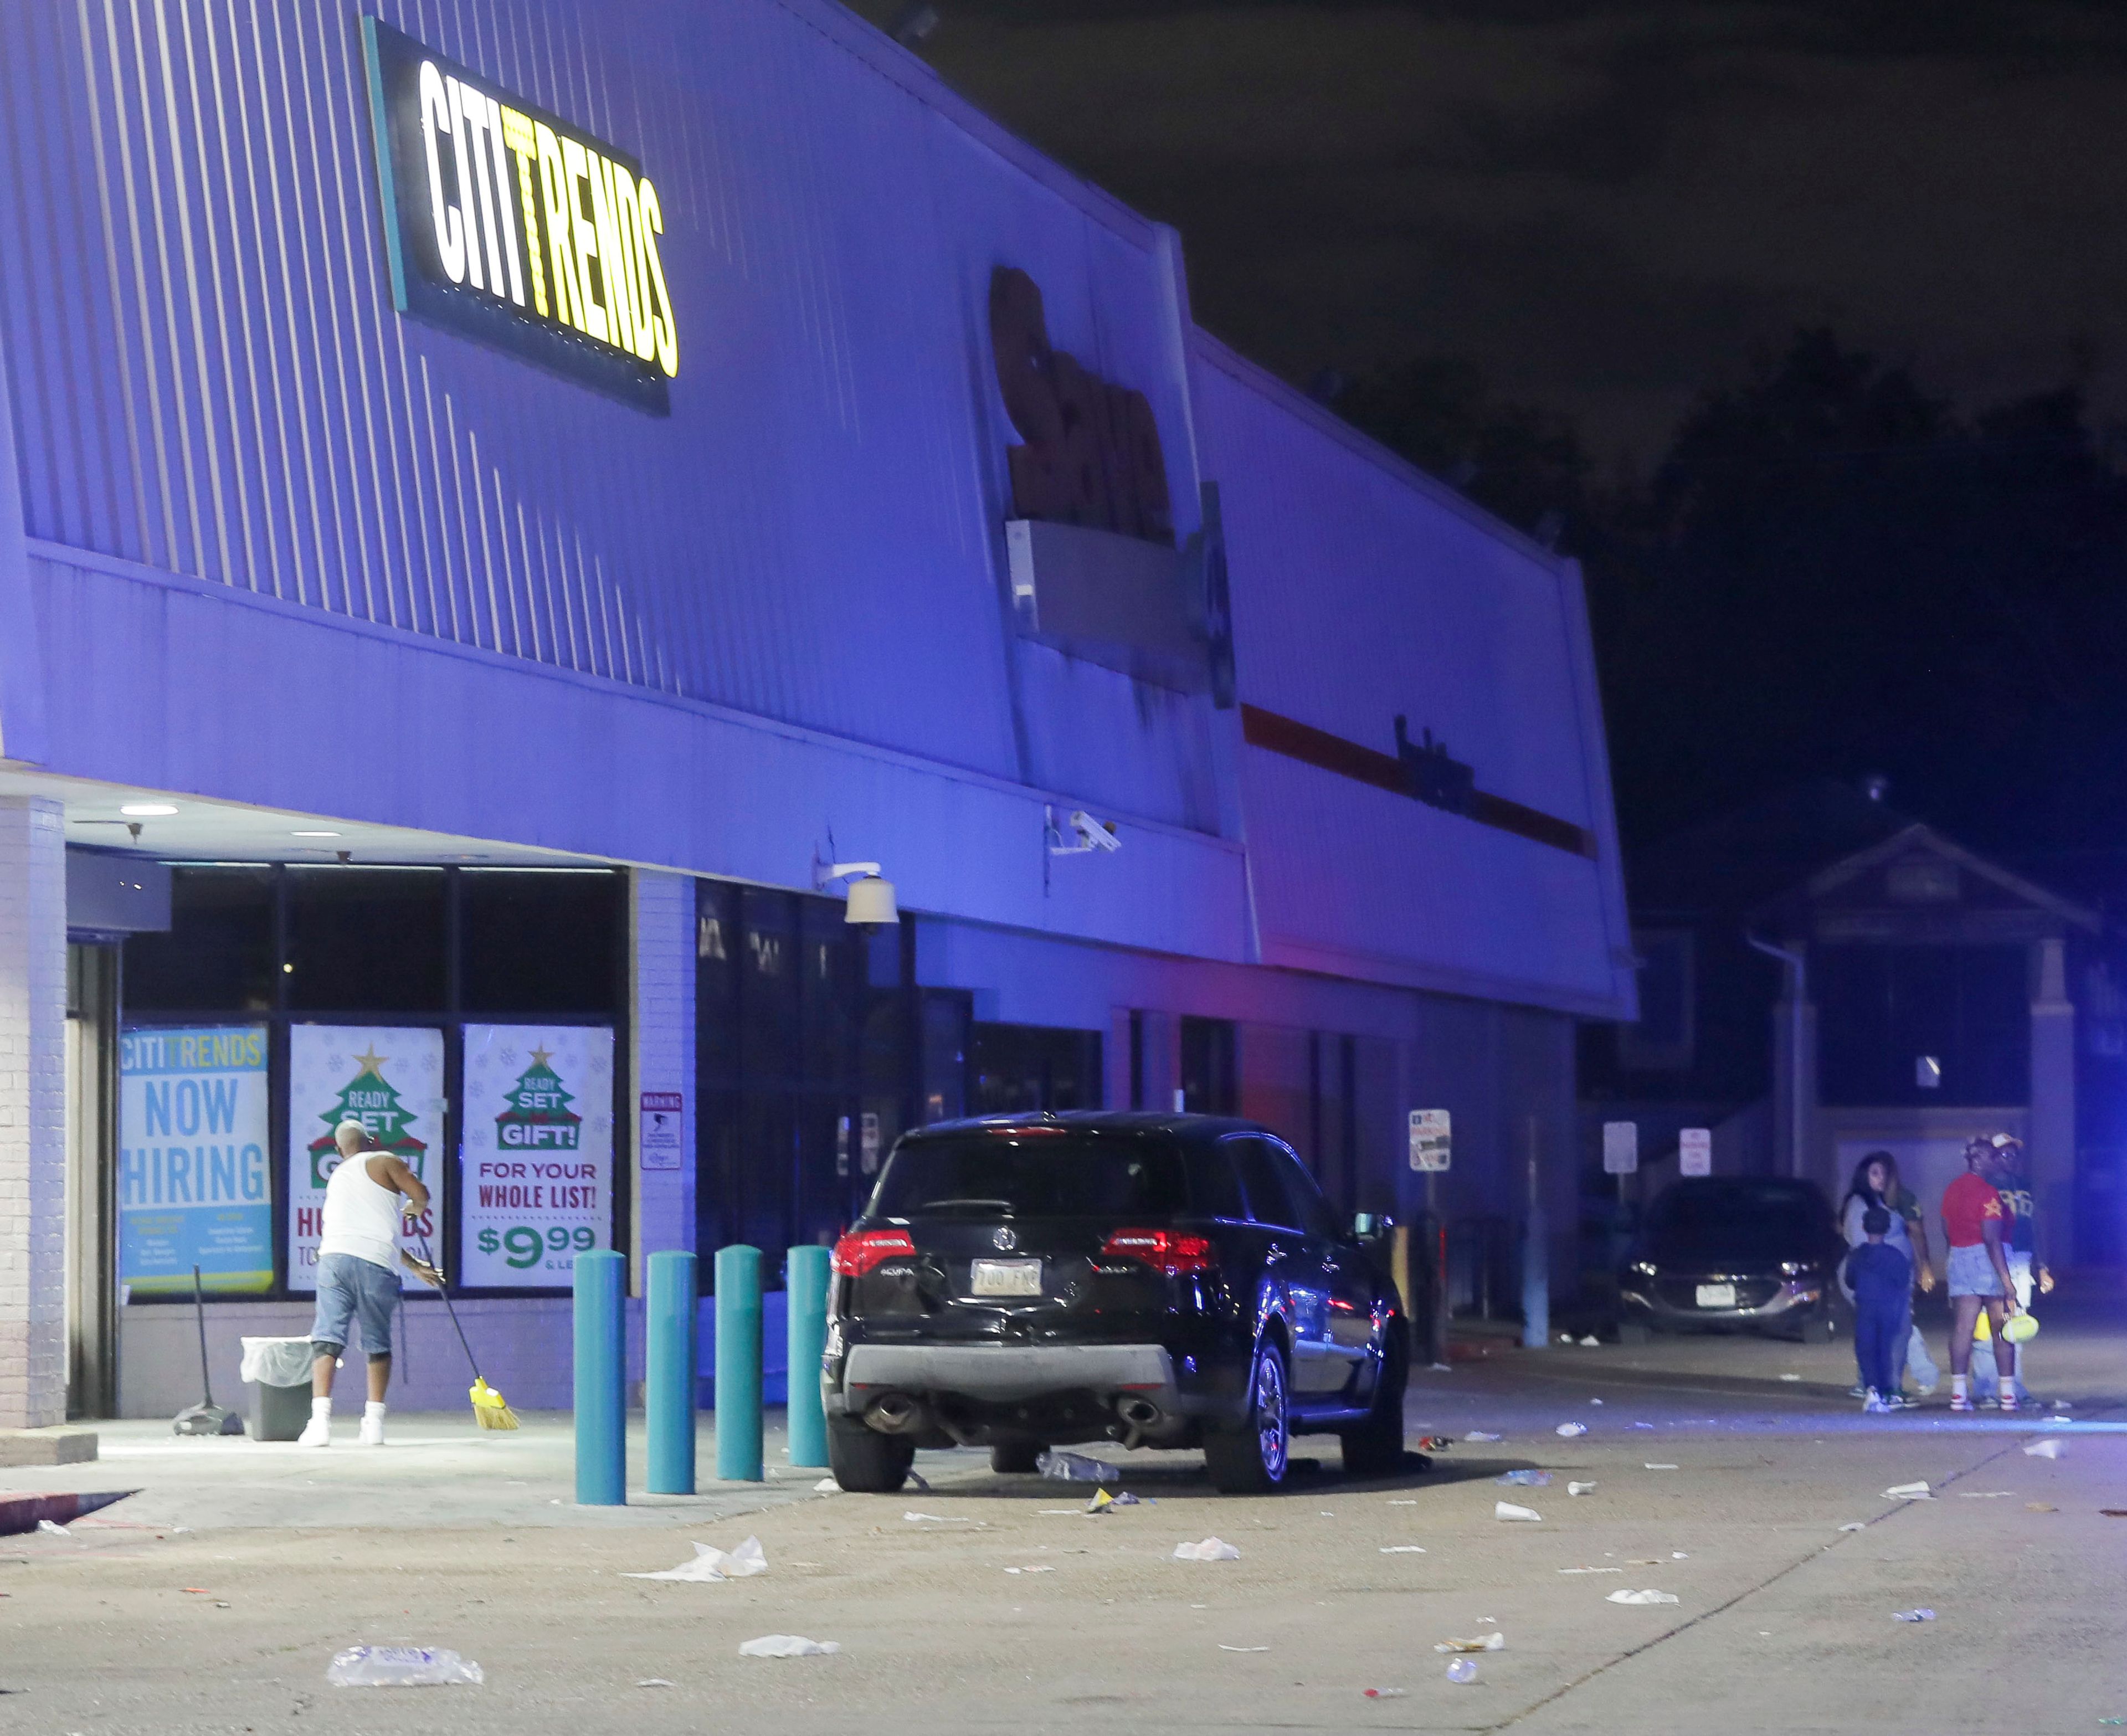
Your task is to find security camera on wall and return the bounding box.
[1069,810,1121,852]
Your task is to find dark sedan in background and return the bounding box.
[1617,1177,1847,1343]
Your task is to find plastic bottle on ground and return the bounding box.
[326,1646,485,1687]
[1446,1658,1478,1684]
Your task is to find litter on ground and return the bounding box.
[1838,1523,1868,1532]
[1645,1463,1680,1471]
[326,1646,485,1687]
[2028,1503,2058,1513]
[1884,1483,1933,1499]
[1218,1645,1268,1652]
[903,1513,972,1523]
[1380,1545,1427,1554]
[814,1478,839,1492]
[623,1537,767,1583]
[1779,1373,1802,1382]
[1495,1502,1542,1523]
[1496,1470,1551,1486]
[1569,1482,1598,1496]
[1556,1423,1589,1437]
[1004,1565,1056,1574]
[1894,1609,1935,1622]
[2024,1440,2066,1459]
[1436,1633,1505,1652]
[1173,1538,1242,1562]
[1465,1431,1503,1442]
[1607,1589,1680,1605]
[1038,1450,1120,1482]
[1446,1658,1479,1683]
[1960,1492,2017,1499]
[1559,1567,1623,1574]
[636,1678,674,1687]
[1363,1687,1409,1698]
[738,1636,840,1658]
[1580,1336,1601,1347]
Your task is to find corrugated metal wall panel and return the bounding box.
[0,0,1220,815]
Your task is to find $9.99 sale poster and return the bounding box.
[460,1025,615,1286]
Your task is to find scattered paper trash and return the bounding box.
[624,1537,767,1583]
[1389,1498,1420,1505]
[1038,1450,1120,1482]
[636,1678,674,1687]
[1559,1566,1622,1574]
[1435,1634,1504,1653]
[1883,1483,1933,1500]
[1779,1373,1802,1382]
[1363,1687,1409,1698]
[1556,1423,1589,1437]
[1579,1336,1600,1347]
[1465,1431,1503,1442]
[1446,1658,1479,1684]
[738,1635,840,1658]
[813,1478,839,1492]
[1591,1398,1604,1405]
[1838,1523,1867,1532]
[1568,1482,1597,1496]
[1959,1492,2016,1499]
[1379,1545,1427,1553]
[1672,1552,1689,1559]
[1494,1502,1542,1523]
[1003,1564,1056,1574]
[1173,1538,1241,1562]
[1644,1464,1679,1471]
[35,1521,69,1537]
[1893,1609,1935,1622]
[326,1646,485,1687]
[1218,1645,1268,1652]
[1495,1470,1551,1486]
[1418,1436,1454,1451]
[902,1512,971,1524]
[2023,1440,2065,1460]
[1085,1489,1140,1512]
[1606,1589,1679,1605]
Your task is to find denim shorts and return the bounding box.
[310,1252,402,1356]
[1946,1242,2006,1299]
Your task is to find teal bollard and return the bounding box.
[785,1245,831,1469]
[572,1249,626,1506]
[646,1250,698,1494]
[713,1245,764,1482]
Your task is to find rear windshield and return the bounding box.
[1645,1183,1828,1256]
[868,1132,1189,1220]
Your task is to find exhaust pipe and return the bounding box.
[1115,1393,1162,1449]
[866,1393,925,1435]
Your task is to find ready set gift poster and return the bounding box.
[460,1025,615,1287]
[285,1026,446,1293]
[117,1025,273,1295]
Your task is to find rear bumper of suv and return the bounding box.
[839,1342,1177,1404]
[1617,1277,1825,1332]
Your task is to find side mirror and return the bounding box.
[1350,1212,1395,1241]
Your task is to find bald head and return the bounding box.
[334,1119,372,1156]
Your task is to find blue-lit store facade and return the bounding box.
[0,0,1632,1427]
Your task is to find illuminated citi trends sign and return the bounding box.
[359,17,677,413]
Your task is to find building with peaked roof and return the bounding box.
[1583,780,2108,1266]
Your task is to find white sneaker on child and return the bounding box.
[1862,1390,1890,1414]
[358,1408,386,1446]
[297,1414,331,1447]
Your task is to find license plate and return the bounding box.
[1695,1282,1736,1309]
[970,1259,1042,1297]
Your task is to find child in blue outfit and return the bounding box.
[1849,1206,1913,1414]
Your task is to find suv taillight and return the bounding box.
[831,1228,916,1277]
[1101,1229,1216,1276]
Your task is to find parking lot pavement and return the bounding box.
[7,1311,2123,1734]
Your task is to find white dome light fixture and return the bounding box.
[814,856,898,926]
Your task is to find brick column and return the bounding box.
[0,797,66,1427]
[628,870,695,1285]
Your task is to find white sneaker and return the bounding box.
[358,1413,386,1447]
[297,1415,331,1448]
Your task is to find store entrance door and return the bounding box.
[65,944,120,1419]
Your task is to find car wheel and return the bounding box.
[989,1440,1044,1475]
[827,1415,916,1493]
[1339,1327,1407,1478]
[1205,1336,1291,1494]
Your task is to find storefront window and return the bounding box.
[460,869,623,1014]
[285,867,446,1013]
[122,867,276,1012]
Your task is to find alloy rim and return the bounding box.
[1256,1348,1288,1480]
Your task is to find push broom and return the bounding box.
[417,1236,518,1430]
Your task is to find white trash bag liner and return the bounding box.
[624,1537,767,1583]
[738,1635,840,1658]
[241,1337,318,1387]
[1173,1537,1241,1561]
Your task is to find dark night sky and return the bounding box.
[851,0,2127,468]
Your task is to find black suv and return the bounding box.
[821,1112,1408,1494]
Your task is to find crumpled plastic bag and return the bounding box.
[624,1537,767,1582]
[240,1337,318,1388]
[1494,1502,1542,1522]
[738,1635,840,1658]
[1038,1449,1120,1482]
[1173,1537,1241,1561]
[326,1646,485,1687]
[1883,1482,1933,1499]
[1893,1609,1935,1622]
[2023,1439,2064,1459]
[1495,1470,1551,1486]
[1568,1481,1597,1496]
[1435,1632,1505,1652]
[1606,1589,1679,1605]
[1555,1422,1588,1437]
[1464,1431,1503,1442]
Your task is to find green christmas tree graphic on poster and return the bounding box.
[495,1046,583,1151]
[309,1047,428,1188]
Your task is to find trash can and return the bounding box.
[240,1337,317,1442]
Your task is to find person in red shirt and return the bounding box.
[1940,1136,2023,1413]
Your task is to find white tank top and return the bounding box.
[318,1151,404,1271]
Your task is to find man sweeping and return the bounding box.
[299,1120,441,1447]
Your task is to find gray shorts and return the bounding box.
[310,1252,401,1355]
[1946,1242,2006,1300]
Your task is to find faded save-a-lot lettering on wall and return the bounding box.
[285,1027,446,1294]
[117,1025,273,1295]
[459,1025,615,1288]
[360,17,678,410]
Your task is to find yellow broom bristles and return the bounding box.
[470,1377,520,1431]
